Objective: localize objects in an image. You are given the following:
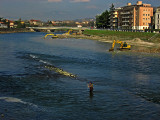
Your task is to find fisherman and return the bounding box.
[88,82,93,92]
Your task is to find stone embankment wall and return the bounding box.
[0,28,33,34]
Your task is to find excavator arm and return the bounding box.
[44,34,58,39]
[109,40,131,51]
[63,29,73,35]
[67,29,73,34]
[109,40,122,51]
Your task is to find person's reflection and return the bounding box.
[89,91,94,99]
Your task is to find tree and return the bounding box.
[0,17,3,21]
[109,3,115,12]
[47,20,53,26]
[96,10,110,29]
[88,21,95,28]
[14,19,26,28]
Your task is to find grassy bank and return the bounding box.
[83,29,160,43]
[67,29,160,53]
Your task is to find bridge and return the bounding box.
[27,27,89,32]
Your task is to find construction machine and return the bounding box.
[63,29,73,35]
[44,34,58,39]
[109,40,131,51]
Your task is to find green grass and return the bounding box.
[83,29,156,42]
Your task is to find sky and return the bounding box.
[0,0,160,21]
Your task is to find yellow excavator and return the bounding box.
[44,34,58,39]
[109,40,131,51]
[63,29,73,35]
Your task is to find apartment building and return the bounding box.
[110,8,121,29]
[154,7,160,29]
[118,1,153,30]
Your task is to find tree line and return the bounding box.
[96,4,115,29]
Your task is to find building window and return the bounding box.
[143,14,145,16]
[143,18,145,20]
[143,23,145,25]
[158,14,159,19]
[146,18,147,20]
[148,14,150,16]
[148,18,150,21]
[146,14,147,16]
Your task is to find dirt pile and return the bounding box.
[128,38,155,47]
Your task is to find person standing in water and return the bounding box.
[88,82,93,92]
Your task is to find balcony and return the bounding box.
[122,20,130,22]
[113,20,118,22]
[122,24,129,26]
[113,16,118,18]
[113,12,118,15]
[112,24,117,27]
[121,12,131,15]
[122,16,130,18]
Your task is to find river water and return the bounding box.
[0,32,160,120]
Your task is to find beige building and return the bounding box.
[118,1,153,30]
[9,21,14,28]
[110,8,121,29]
[154,7,160,29]
[29,20,43,26]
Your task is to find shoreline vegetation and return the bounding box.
[1,28,160,54]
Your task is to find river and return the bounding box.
[0,32,160,120]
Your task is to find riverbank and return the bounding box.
[0,28,33,34]
[60,29,160,54]
[1,29,160,53]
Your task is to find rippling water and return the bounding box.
[0,32,160,120]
